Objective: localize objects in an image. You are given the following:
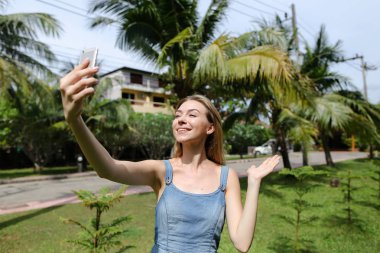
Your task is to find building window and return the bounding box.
[158,78,166,88]
[130,73,143,84]
[122,92,135,104]
[153,96,165,107]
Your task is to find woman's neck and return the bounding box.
[178,142,209,170]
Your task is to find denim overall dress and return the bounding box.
[151,160,229,253]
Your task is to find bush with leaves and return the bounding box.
[225,123,271,158]
[272,166,326,253]
[128,113,174,159]
[332,169,366,227]
[61,186,133,253]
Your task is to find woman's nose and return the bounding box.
[177,115,186,124]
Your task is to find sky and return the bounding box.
[5,0,380,103]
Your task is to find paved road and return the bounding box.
[0,151,367,215]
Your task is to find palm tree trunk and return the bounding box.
[302,141,308,166]
[277,129,292,169]
[272,108,292,169]
[321,133,335,167]
[369,144,374,159]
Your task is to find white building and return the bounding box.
[100,67,173,114]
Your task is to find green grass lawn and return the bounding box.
[0,159,379,252]
[0,166,94,180]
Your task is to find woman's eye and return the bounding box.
[189,114,196,117]
[175,114,181,118]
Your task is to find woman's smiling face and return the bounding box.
[172,100,214,144]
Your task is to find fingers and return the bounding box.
[66,77,98,96]
[60,59,99,90]
[253,155,281,171]
[72,86,95,101]
[265,155,281,168]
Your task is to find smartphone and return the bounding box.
[79,48,98,68]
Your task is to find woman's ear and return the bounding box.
[206,124,215,135]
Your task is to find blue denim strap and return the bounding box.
[220,166,229,192]
[164,160,173,185]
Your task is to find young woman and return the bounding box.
[60,59,280,253]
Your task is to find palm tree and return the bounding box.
[298,25,359,166]
[0,0,63,170]
[335,90,380,159]
[216,17,309,169]
[88,0,294,99]
[301,25,348,94]
[0,79,67,171]
[0,0,62,97]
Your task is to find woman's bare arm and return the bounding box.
[225,156,280,252]
[60,60,163,189]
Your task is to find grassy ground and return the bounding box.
[0,159,379,252]
[0,166,84,179]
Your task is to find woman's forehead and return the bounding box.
[177,100,208,113]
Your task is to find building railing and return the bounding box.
[127,99,168,108]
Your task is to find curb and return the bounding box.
[0,185,152,215]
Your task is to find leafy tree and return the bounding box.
[327,169,366,232]
[0,0,61,96]
[128,112,174,159]
[61,186,133,252]
[0,81,67,171]
[0,0,63,169]
[225,123,270,158]
[220,17,307,169]
[88,0,294,100]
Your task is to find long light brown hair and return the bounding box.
[172,95,225,165]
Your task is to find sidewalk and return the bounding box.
[0,151,369,215]
[0,157,260,185]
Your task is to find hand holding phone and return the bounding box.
[79,48,98,68]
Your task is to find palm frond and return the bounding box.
[157,26,193,67]
[225,46,293,84]
[0,12,61,38]
[278,108,318,143]
[308,94,353,130]
[193,35,228,83]
[88,0,133,14]
[89,16,118,28]
[195,0,229,46]
[0,0,8,10]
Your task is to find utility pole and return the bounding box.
[359,56,377,158]
[342,55,377,155]
[291,3,301,65]
[291,3,308,165]
[360,56,368,100]
[359,55,377,100]
[339,54,365,152]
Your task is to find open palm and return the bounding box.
[247,155,281,183]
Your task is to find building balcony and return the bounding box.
[127,99,173,115]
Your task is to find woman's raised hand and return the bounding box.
[247,155,281,184]
[59,59,99,123]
